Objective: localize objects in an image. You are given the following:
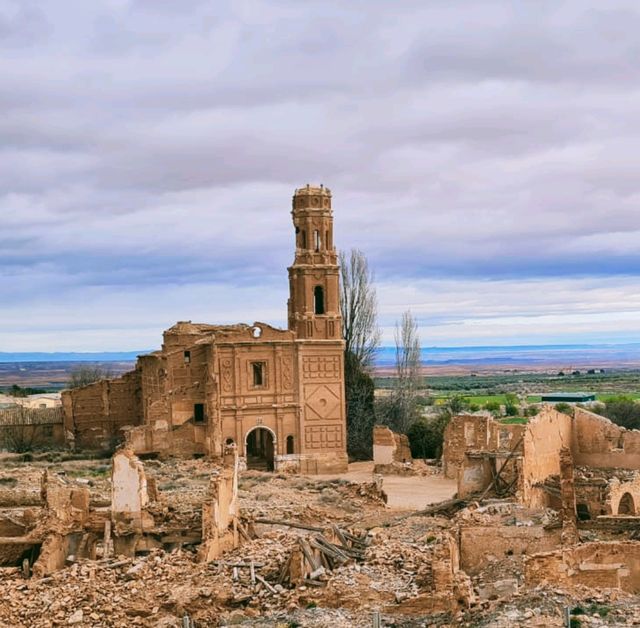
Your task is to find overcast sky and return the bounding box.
[2,0,640,351]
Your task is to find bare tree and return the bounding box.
[340,249,381,370]
[68,365,111,389]
[339,249,381,459]
[394,311,421,401]
[0,406,44,453]
[379,310,422,434]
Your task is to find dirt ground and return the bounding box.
[317,461,457,510]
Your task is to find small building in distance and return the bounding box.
[62,185,348,474]
[540,392,596,403]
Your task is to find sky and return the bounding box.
[2,0,640,351]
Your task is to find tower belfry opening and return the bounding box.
[314,286,325,315]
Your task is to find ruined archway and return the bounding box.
[245,426,276,472]
[618,492,636,515]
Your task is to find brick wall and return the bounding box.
[62,370,142,449]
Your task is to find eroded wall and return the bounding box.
[460,526,562,575]
[521,407,573,509]
[373,425,413,465]
[62,370,143,449]
[572,408,640,469]
[525,542,640,593]
[608,475,640,516]
[443,414,524,481]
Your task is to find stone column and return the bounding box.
[560,446,579,545]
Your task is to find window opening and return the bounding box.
[286,435,295,454]
[194,403,205,423]
[576,503,591,521]
[183,350,191,364]
[314,286,325,315]
[252,362,265,387]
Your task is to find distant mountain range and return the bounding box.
[2,343,640,368]
[375,343,640,368]
[0,352,147,363]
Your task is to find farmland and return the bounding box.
[375,369,640,404]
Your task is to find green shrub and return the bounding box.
[484,400,501,415]
[555,402,574,416]
[600,396,640,430]
[407,414,450,459]
[504,403,519,416]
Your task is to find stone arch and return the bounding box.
[245,425,277,472]
[617,492,636,515]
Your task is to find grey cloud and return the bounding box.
[0,2,50,47]
[2,0,640,349]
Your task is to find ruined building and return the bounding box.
[443,405,640,517]
[62,186,348,473]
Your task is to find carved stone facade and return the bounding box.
[62,185,348,474]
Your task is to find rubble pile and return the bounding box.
[4,436,640,626]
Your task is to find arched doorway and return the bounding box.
[618,492,636,515]
[246,427,275,471]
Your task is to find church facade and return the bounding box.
[62,185,348,474]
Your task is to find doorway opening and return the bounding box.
[618,492,636,515]
[246,427,275,472]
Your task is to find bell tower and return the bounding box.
[288,184,342,340]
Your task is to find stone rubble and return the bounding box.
[3,452,640,626]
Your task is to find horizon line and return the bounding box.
[1,340,640,357]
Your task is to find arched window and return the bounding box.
[314,286,325,315]
[301,230,307,249]
[314,230,321,252]
[286,435,294,454]
[618,492,636,515]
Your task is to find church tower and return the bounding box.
[288,185,342,340]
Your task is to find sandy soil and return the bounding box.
[314,460,457,510]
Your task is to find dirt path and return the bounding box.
[313,461,457,511]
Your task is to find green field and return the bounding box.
[432,392,640,406]
[433,394,541,405]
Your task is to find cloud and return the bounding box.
[1,0,640,349]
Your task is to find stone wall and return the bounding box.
[443,414,492,479]
[442,414,524,481]
[198,446,240,561]
[373,425,412,465]
[521,407,573,509]
[608,475,640,516]
[525,541,640,593]
[460,526,562,575]
[0,406,64,449]
[572,407,640,469]
[62,370,143,449]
